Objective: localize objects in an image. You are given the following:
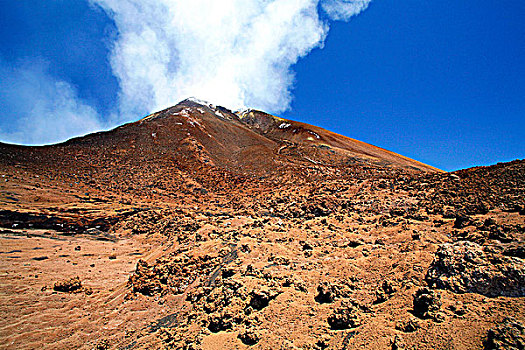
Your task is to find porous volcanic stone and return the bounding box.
[426,241,525,297]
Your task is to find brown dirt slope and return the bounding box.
[0,99,522,350]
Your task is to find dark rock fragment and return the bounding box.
[489,226,513,243]
[300,240,313,251]
[53,276,82,293]
[479,218,497,230]
[374,280,397,304]
[484,318,525,350]
[396,319,420,333]
[453,213,471,229]
[327,301,362,330]
[503,204,523,214]
[390,208,405,217]
[128,259,161,296]
[94,339,110,350]
[238,328,260,345]
[207,313,232,333]
[412,288,442,321]
[391,335,406,350]
[249,288,280,310]
[442,207,456,219]
[315,281,336,304]
[315,281,352,304]
[32,256,49,261]
[503,245,525,259]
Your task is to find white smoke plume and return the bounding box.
[91,0,371,115]
[0,0,371,145]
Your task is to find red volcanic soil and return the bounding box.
[0,99,523,349]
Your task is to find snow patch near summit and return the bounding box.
[186,97,212,106]
[308,131,320,139]
[185,97,233,121]
[213,110,228,120]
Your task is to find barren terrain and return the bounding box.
[0,99,523,349]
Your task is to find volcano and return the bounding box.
[0,98,439,175]
[0,99,523,350]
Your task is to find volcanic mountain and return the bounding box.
[0,99,523,350]
[0,97,438,175]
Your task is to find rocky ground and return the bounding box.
[0,100,523,349]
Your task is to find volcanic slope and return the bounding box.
[0,98,438,176]
[0,99,523,350]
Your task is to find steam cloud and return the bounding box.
[92,0,371,115]
[0,0,371,144]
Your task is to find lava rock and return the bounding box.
[426,241,525,297]
[238,328,260,346]
[53,276,82,293]
[484,318,525,350]
[412,288,442,321]
[327,301,362,330]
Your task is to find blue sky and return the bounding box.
[0,0,523,171]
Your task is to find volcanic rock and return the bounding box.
[484,318,525,350]
[412,288,443,321]
[426,241,525,297]
[53,276,82,293]
[238,327,260,346]
[327,300,362,330]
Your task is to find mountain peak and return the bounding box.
[133,100,440,172]
[181,97,213,107]
[0,99,440,173]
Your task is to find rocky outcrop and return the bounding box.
[426,241,525,297]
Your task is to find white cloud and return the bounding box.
[321,0,371,21]
[0,60,105,145]
[91,0,372,115]
[0,0,371,145]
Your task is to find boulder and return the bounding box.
[426,241,525,297]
